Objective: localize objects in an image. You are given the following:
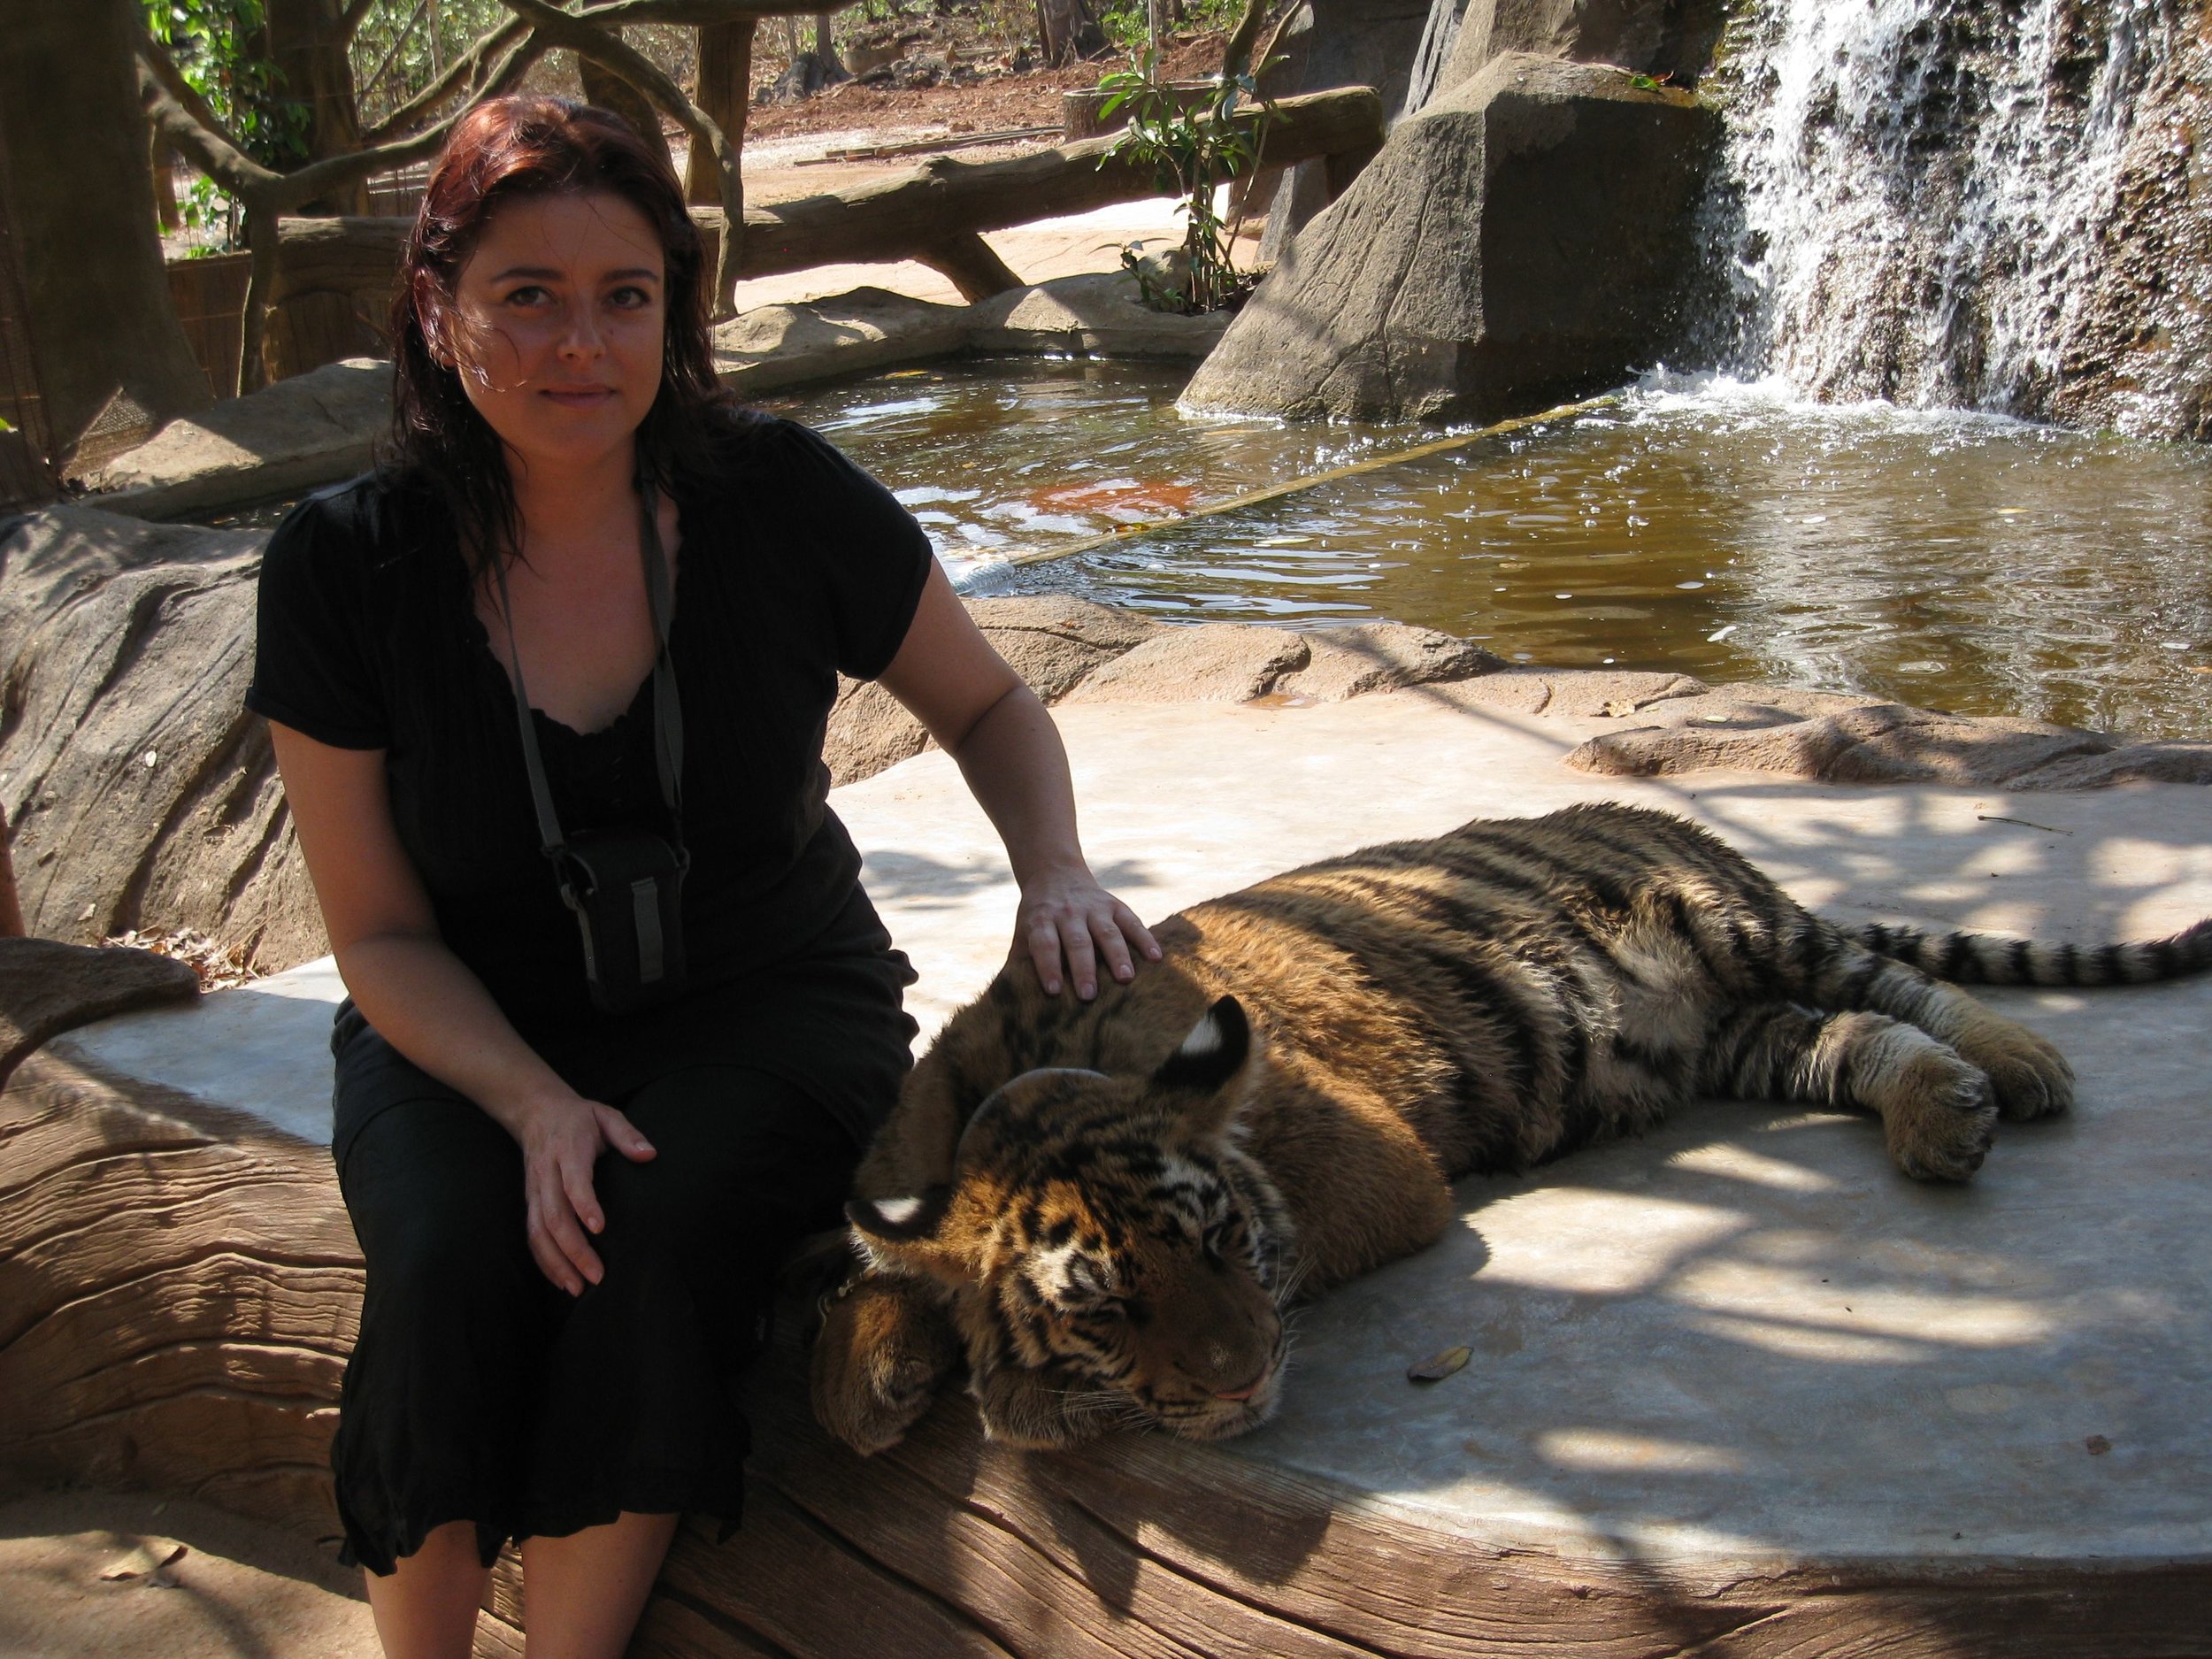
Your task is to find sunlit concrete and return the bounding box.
[53,687,2212,1573]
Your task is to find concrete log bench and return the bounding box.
[5,695,2211,1655]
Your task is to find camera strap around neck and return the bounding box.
[490,480,686,864]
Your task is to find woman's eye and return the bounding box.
[610,285,654,309]
[503,285,550,307]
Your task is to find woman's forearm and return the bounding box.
[941,684,1091,886]
[336,932,573,1135]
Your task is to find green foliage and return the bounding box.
[145,0,310,168]
[145,0,306,248]
[1097,47,1273,313]
[1095,0,1248,57]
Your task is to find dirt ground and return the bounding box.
[742,30,1230,148]
[0,1490,378,1659]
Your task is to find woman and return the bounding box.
[248,97,1156,1659]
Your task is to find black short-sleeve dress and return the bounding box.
[247,412,930,1571]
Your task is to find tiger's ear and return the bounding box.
[846,1186,969,1283]
[1151,996,1254,1138]
[847,1187,951,1243]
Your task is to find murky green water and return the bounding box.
[776,357,2212,742]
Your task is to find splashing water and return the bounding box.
[1699,0,2179,416]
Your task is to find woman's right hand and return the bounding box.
[512,1088,657,1295]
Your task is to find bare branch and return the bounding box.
[360,17,529,146]
[581,0,857,20]
[137,29,249,157]
[495,0,747,311]
[136,57,291,203]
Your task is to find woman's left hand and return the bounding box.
[1017,865,1161,999]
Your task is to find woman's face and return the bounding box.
[445,189,668,477]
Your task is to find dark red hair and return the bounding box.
[386,96,732,574]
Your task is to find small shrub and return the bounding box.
[1096,48,1274,313]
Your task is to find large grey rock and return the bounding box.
[1068,623,1312,703]
[0,507,321,969]
[1186,55,1720,423]
[1273,620,1503,701]
[825,597,1164,787]
[0,938,197,1092]
[82,359,389,523]
[711,287,972,396]
[2041,15,2212,440]
[969,273,1232,361]
[1563,698,2212,790]
[1442,0,1727,93]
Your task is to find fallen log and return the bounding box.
[264,85,1386,375]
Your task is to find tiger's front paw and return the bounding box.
[1955,1017,2074,1121]
[810,1274,960,1456]
[1881,1047,1999,1183]
[972,1361,1107,1451]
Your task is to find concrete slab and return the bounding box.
[27,689,2212,1636]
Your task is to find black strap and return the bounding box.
[490,480,684,863]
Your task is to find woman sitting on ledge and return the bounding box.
[248,96,1156,1659]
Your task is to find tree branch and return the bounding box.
[337,0,380,44]
[137,29,250,158]
[359,17,529,145]
[495,0,747,314]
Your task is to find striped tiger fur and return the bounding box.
[811,802,2208,1455]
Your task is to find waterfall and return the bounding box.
[1695,0,2186,422]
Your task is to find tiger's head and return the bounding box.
[847,996,1297,1446]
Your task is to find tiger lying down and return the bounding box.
[812,802,2210,1455]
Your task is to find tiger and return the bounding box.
[810,802,2211,1455]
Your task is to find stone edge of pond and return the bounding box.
[826,599,2212,795]
[76,273,1228,524]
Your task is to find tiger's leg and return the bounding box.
[810,1270,962,1455]
[1809,940,2073,1120]
[1703,1002,1997,1181]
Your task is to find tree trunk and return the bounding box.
[1036,0,1106,67]
[687,19,757,209]
[264,0,368,215]
[812,12,845,76]
[580,50,676,176]
[151,135,181,234]
[0,0,212,465]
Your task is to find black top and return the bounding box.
[247,414,934,1041]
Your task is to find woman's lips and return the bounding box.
[541,386,617,407]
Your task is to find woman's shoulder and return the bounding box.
[265,465,437,572]
[692,407,879,495]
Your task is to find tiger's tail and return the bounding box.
[1851,917,2212,987]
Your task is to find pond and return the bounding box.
[770,357,2212,743]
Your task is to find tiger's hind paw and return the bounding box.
[1981,1030,2074,1121]
[1881,1048,1999,1183]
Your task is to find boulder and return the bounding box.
[1185,55,1720,424]
[825,597,1163,787]
[1563,698,2212,790]
[1068,622,1311,703]
[0,507,322,970]
[711,287,972,396]
[1441,0,1727,93]
[2041,15,2212,441]
[81,359,388,524]
[0,939,197,1092]
[968,272,1233,360]
[1272,620,1503,701]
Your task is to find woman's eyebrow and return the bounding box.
[487,265,662,283]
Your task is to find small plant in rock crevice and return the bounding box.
[1096,47,1274,314]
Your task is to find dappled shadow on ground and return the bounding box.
[710,690,2212,1655]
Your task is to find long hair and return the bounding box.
[386,96,732,577]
